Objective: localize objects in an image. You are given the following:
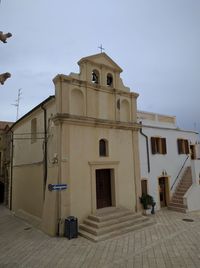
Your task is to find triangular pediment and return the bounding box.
[78,53,123,73]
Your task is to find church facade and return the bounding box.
[10,53,141,235]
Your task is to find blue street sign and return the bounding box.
[48,184,67,191]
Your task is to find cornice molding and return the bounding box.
[53,113,140,131]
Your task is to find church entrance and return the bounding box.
[96,169,112,209]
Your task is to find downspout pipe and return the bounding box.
[139,121,150,173]
[9,129,14,210]
[41,105,47,191]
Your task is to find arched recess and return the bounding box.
[99,139,109,157]
[91,69,100,84]
[106,73,113,87]
[120,99,130,122]
[70,88,84,116]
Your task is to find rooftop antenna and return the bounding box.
[194,122,197,131]
[12,88,22,121]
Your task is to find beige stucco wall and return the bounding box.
[45,121,140,236]
[41,165,59,236]
[68,125,136,220]
[12,165,43,218]
[11,98,56,222]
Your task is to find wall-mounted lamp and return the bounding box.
[162,170,167,176]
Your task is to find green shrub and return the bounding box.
[140,193,154,209]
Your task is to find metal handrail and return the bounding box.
[170,155,189,191]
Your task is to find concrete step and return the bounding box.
[175,190,187,195]
[79,218,154,242]
[83,213,141,229]
[180,178,192,183]
[80,216,149,236]
[178,184,191,189]
[168,202,186,208]
[171,197,184,204]
[168,206,186,213]
[88,208,132,222]
[174,192,185,197]
[178,183,192,188]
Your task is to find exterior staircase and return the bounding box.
[78,207,154,242]
[168,166,192,213]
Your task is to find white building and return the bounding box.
[138,111,200,212]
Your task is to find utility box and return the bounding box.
[64,216,78,239]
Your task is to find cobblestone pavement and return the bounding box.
[1,206,200,267]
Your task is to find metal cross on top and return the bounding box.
[98,44,105,53]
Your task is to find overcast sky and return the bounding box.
[0,0,200,132]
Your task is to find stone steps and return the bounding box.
[175,190,188,195]
[171,197,184,204]
[168,166,192,213]
[177,185,191,190]
[79,208,154,242]
[174,192,185,198]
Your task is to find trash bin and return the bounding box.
[64,216,78,239]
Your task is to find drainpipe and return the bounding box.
[41,105,47,193]
[9,129,14,210]
[139,122,150,173]
[57,121,62,236]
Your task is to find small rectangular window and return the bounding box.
[177,139,189,154]
[31,118,37,143]
[151,137,167,155]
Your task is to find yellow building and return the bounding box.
[0,121,13,205]
[10,53,141,236]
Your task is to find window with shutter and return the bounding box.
[190,145,196,159]
[177,139,183,154]
[151,137,167,155]
[177,139,189,154]
[161,138,167,154]
[151,137,156,154]
[185,140,189,154]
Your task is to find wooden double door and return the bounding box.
[96,169,112,209]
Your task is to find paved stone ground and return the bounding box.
[1,206,200,267]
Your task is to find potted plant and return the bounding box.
[140,194,156,215]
